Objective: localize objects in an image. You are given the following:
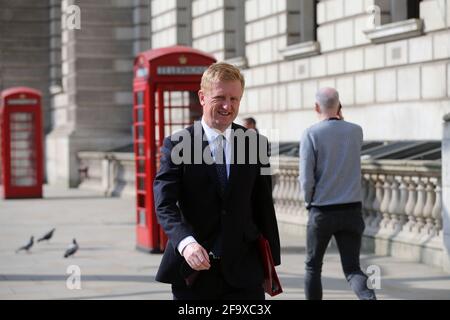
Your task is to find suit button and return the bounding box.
[221,209,227,216]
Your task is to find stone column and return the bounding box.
[46,0,136,187]
[49,0,62,92]
[443,113,450,271]
[133,0,151,56]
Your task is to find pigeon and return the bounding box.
[16,236,34,253]
[64,239,79,258]
[37,228,56,243]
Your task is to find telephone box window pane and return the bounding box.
[137,160,145,173]
[137,143,144,156]
[138,177,145,190]
[136,91,144,106]
[11,167,33,175]
[155,106,159,125]
[11,122,33,131]
[10,113,33,121]
[11,140,32,149]
[137,108,145,123]
[11,158,34,167]
[12,177,36,186]
[138,209,146,226]
[137,194,146,208]
[11,131,34,140]
[137,126,145,139]
[9,112,36,187]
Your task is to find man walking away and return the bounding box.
[299,87,376,300]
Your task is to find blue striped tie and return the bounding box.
[215,135,228,193]
[211,134,227,257]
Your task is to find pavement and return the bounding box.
[1,185,450,300]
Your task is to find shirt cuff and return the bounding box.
[177,236,197,255]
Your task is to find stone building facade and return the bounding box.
[2,0,450,271]
[1,0,449,185]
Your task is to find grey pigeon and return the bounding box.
[64,239,79,258]
[16,236,34,253]
[37,228,56,243]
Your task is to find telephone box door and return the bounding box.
[133,46,215,253]
[0,87,43,199]
[154,84,202,251]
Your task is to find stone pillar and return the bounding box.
[443,113,450,271]
[49,0,62,91]
[46,0,135,187]
[133,0,151,55]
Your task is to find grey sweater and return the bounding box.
[299,119,363,207]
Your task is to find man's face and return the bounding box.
[198,80,243,132]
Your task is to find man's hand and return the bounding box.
[182,242,211,271]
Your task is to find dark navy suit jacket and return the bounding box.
[153,122,280,288]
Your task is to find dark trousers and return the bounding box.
[172,257,265,300]
[305,203,377,300]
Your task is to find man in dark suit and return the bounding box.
[153,62,280,300]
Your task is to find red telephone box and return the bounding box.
[133,46,216,252]
[0,87,43,199]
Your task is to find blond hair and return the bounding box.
[200,62,245,92]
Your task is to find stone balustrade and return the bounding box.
[272,156,444,269]
[76,150,446,269]
[360,160,442,238]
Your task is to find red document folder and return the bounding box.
[258,235,283,297]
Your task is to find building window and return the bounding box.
[281,0,319,60]
[223,0,246,65]
[302,0,318,42]
[390,0,421,23]
[365,0,423,43]
[192,0,246,67]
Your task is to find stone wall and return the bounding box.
[191,0,246,62]
[151,0,192,47]
[234,0,450,142]
[2,0,449,187]
[0,0,51,133]
[45,0,150,187]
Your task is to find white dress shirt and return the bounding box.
[177,118,232,255]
